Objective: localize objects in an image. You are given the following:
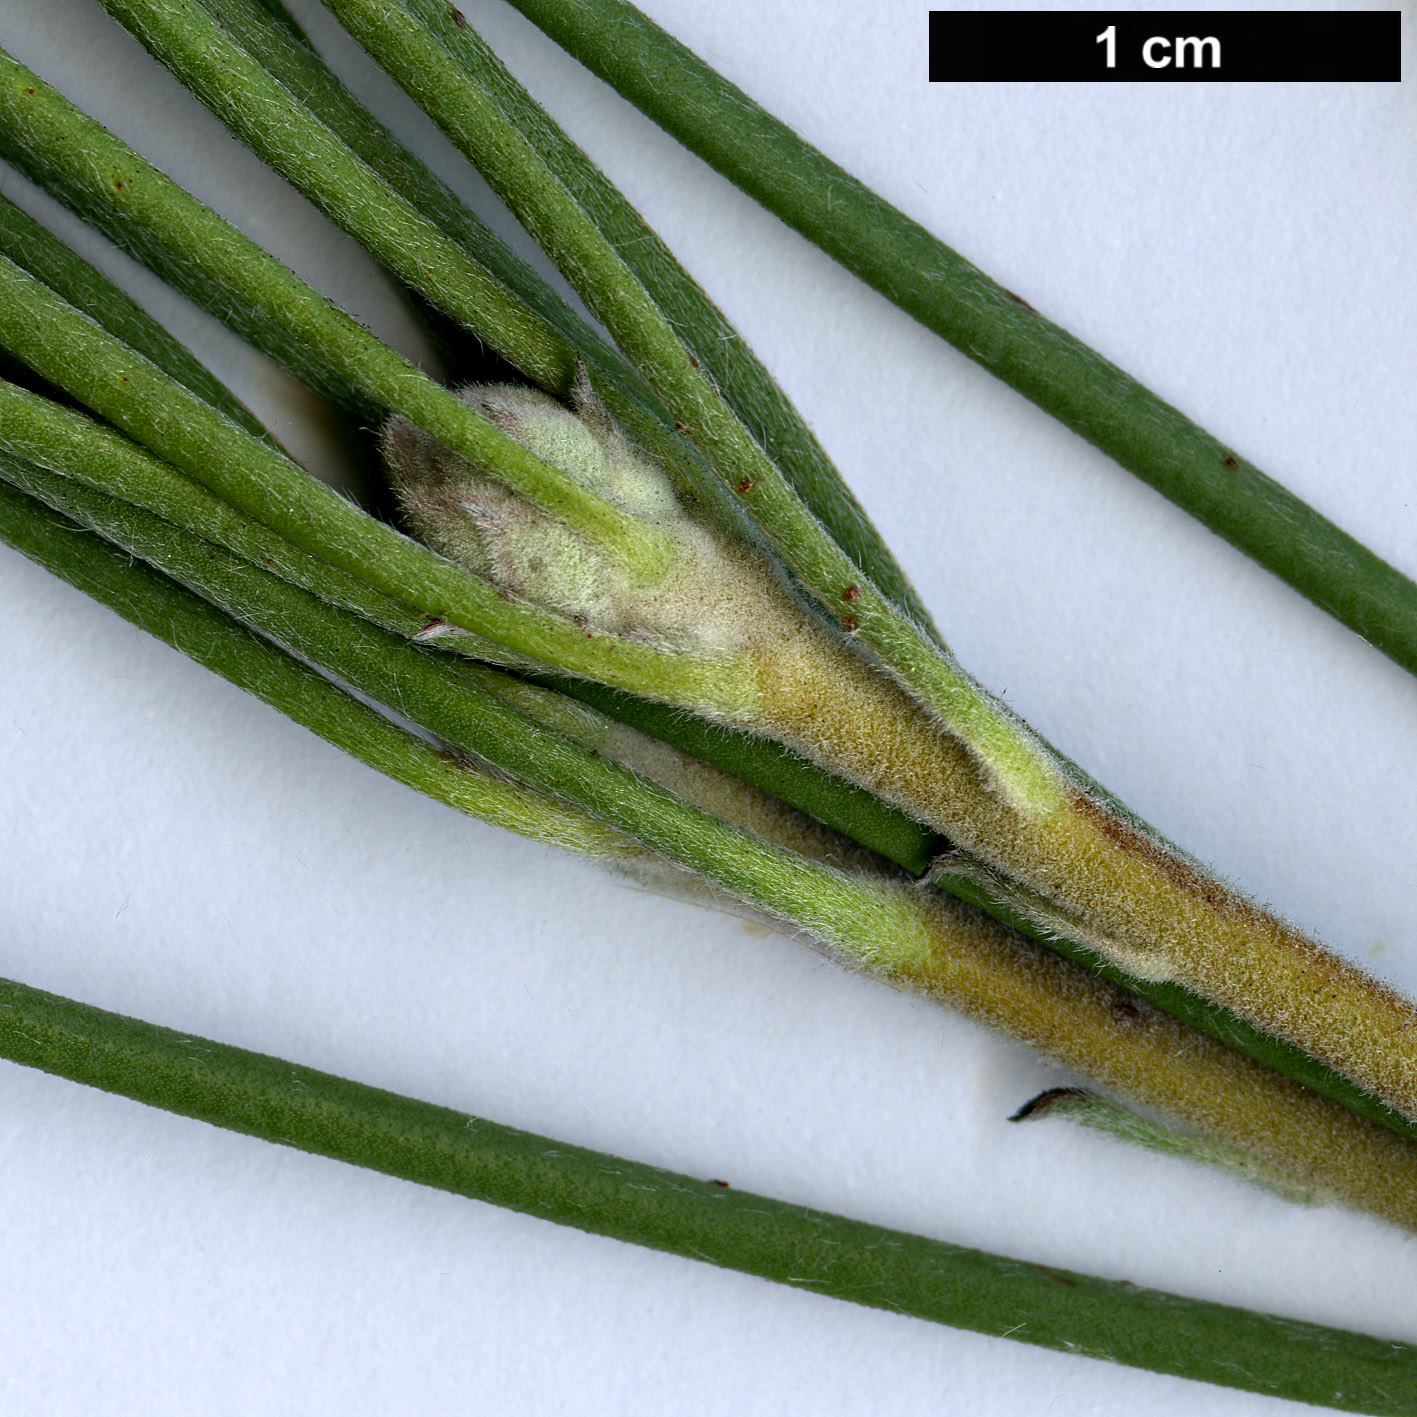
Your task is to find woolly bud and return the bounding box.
[382,377,805,666]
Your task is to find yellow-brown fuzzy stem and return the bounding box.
[887,891,1417,1232]
[751,627,1417,1125]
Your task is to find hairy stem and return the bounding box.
[0,50,666,572]
[0,960,1412,1411]
[728,601,1417,1126]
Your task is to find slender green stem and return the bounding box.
[0,247,738,707]
[0,191,271,444]
[99,0,577,394]
[320,0,1060,811]
[0,962,1408,1414]
[0,469,628,857]
[504,0,1417,682]
[0,52,665,573]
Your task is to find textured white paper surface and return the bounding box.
[0,1,1413,1412]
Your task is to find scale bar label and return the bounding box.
[929,11,1401,81]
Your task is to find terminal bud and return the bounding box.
[382,379,807,668]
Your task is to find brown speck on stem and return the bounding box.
[1005,288,1039,315]
[1222,454,1238,469]
[1109,994,1145,1027]
[450,6,467,24]
[689,354,701,368]
[736,477,755,496]
[674,421,690,435]
[842,615,860,634]
[709,1178,730,1188]
[842,584,860,603]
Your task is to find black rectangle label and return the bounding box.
[929,11,1400,81]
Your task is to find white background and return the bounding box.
[0,1,1414,1412]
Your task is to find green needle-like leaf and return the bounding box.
[0,191,272,443]
[194,0,653,407]
[0,131,377,422]
[0,459,629,856]
[0,945,1408,1413]
[99,0,578,396]
[0,50,666,574]
[95,0,745,542]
